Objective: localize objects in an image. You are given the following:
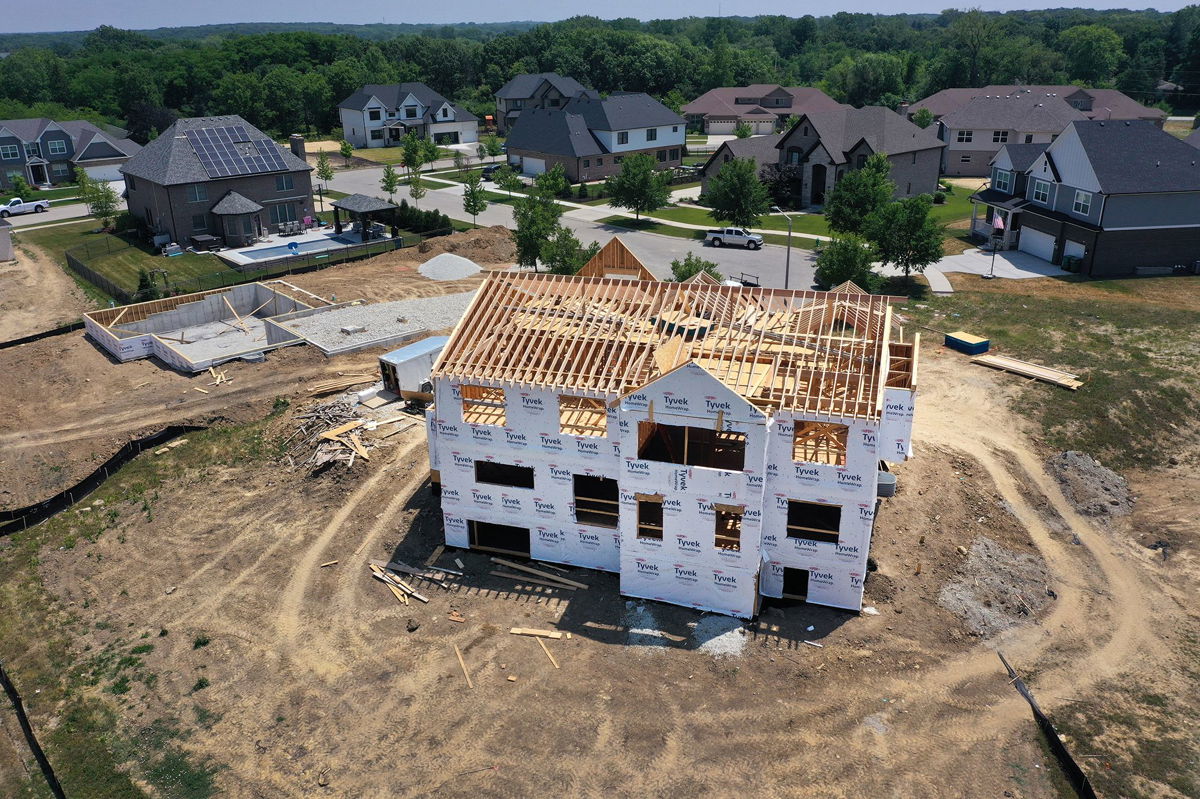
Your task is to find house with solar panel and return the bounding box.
[338,83,479,148]
[120,115,314,249]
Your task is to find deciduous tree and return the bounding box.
[863,194,943,280]
[706,157,771,229]
[669,252,722,282]
[462,171,488,228]
[824,152,894,235]
[813,235,879,291]
[380,163,400,202]
[604,153,671,219]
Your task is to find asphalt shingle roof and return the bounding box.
[701,134,783,173]
[682,85,844,120]
[210,191,263,215]
[1069,120,1200,194]
[332,193,398,214]
[495,72,590,100]
[1186,128,1200,149]
[911,85,1165,123]
[997,142,1050,172]
[783,106,943,164]
[119,115,310,186]
[505,109,604,158]
[563,93,684,131]
[338,82,478,124]
[0,117,140,158]
[940,93,1087,131]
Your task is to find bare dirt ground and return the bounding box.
[0,241,93,340]
[0,229,512,508]
[3,260,1198,797]
[5,341,1195,797]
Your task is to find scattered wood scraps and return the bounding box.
[537,637,560,670]
[454,645,474,689]
[490,557,588,590]
[509,628,563,639]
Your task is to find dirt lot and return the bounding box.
[1,269,1198,798]
[0,229,509,508]
[0,239,93,340]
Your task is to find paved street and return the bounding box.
[326,165,818,289]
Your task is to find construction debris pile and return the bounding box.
[286,399,378,469]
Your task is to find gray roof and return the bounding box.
[0,117,140,157]
[701,134,783,174]
[332,193,397,214]
[911,85,1165,122]
[682,85,844,120]
[782,106,943,164]
[505,109,604,158]
[940,92,1087,132]
[1186,128,1200,149]
[1069,120,1200,194]
[338,82,478,124]
[495,72,590,100]
[120,115,311,186]
[562,93,684,131]
[210,191,263,215]
[997,142,1049,171]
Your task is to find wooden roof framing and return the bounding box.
[577,237,657,281]
[433,273,913,420]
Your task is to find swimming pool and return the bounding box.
[240,235,358,261]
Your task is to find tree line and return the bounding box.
[2,10,1199,144]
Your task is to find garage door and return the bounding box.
[521,157,546,176]
[84,164,124,182]
[706,121,735,134]
[1018,227,1056,262]
[1063,240,1086,260]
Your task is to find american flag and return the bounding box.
[992,214,1006,231]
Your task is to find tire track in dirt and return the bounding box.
[275,435,425,658]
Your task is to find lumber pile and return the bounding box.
[971,354,1084,390]
[308,372,379,396]
[207,367,233,387]
[285,399,379,469]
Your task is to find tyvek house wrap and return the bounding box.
[428,358,918,618]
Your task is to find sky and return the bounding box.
[7,0,1193,34]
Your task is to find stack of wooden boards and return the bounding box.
[308,372,378,396]
[971,353,1084,390]
[368,559,463,605]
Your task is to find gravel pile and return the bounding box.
[623,601,668,653]
[1047,451,1133,519]
[937,536,1053,637]
[386,290,477,331]
[419,253,482,281]
[691,614,746,657]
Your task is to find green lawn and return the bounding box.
[1,184,84,204]
[353,146,457,165]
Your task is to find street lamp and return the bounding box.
[771,205,793,289]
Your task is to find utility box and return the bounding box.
[379,336,449,400]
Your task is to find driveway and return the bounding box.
[935,248,1065,280]
[326,167,818,289]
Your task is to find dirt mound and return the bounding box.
[416,225,515,264]
[937,536,1053,637]
[1047,450,1133,519]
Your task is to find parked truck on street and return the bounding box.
[0,197,51,218]
[705,227,763,250]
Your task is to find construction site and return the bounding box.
[0,226,1198,799]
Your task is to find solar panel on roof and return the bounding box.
[184,126,291,179]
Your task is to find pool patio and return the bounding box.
[215,227,395,268]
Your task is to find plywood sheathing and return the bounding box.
[577,237,657,282]
[434,273,912,421]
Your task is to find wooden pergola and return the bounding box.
[433,273,918,421]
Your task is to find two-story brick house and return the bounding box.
[505,93,685,182]
[426,273,919,618]
[121,115,314,248]
[0,118,141,190]
[701,107,942,208]
[971,120,1200,276]
[936,92,1087,177]
[338,83,478,148]
[493,72,595,134]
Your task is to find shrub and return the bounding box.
[192,634,210,649]
[932,191,946,205]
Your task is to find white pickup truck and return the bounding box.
[0,197,51,218]
[705,227,763,250]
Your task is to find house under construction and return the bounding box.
[425,268,918,618]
